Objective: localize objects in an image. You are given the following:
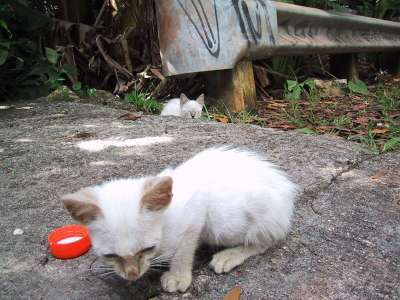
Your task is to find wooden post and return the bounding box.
[205,61,257,113]
[330,53,359,81]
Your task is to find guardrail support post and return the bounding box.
[330,54,359,81]
[205,60,257,113]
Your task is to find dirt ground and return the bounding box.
[0,98,399,299]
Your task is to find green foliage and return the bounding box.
[72,81,82,92]
[124,89,162,114]
[232,110,258,123]
[377,86,400,112]
[360,122,380,155]
[383,137,400,152]
[267,56,302,86]
[348,79,369,95]
[0,1,76,100]
[295,127,316,135]
[285,78,316,101]
[85,88,97,98]
[332,115,352,128]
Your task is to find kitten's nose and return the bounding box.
[126,270,139,281]
[191,115,195,119]
[124,265,139,281]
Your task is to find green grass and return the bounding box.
[377,86,400,112]
[332,115,352,128]
[124,89,162,114]
[359,122,380,155]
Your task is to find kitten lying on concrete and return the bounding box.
[161,93,204,118]
[62,147,298,293]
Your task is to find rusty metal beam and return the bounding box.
[273,2,400,56]
[156,0,400,76]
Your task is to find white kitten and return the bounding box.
[161,93,204,118]
[62,147,298,293]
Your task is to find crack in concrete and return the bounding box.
[306,154,376,216]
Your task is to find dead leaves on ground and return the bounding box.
[65,131,96,141]
[371,170,386,180]
[224,287,241,300]
[119,112,142,121]
[257,86,399,150]
[210,113,230,123]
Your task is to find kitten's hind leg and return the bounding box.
[210,245,267,274]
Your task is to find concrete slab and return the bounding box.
[0,99,398,299]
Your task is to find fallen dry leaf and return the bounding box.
[269,124,297,130]
[119,113,142,121]
[372,128,389,134]
[65,131,96,140]
[210,113,230,123]
[315,125,335,132]
[388,111,400,117]
[354,116,369,124]
[224,287,241,300]
[352,103,368,110]
[266,101,287,108]
[150,68,165,81]
[73,132,96,139]
[371,170,386,180]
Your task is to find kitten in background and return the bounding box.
[62,147,298,293]
[161,93,204,118]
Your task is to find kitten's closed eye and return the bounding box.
[141,246,156,254]
[103,253,119,259]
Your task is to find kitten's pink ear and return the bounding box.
[62,189,102,224]
[141,176,173,211]
[196,94,205,106]
[180,93,189,106]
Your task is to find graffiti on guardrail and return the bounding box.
[156,0,278,75]
[177,0,220,58]
[176,0,276,58]
[232,0,276,46]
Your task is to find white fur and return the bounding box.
[161,98,203,118]
[83,147,298,292]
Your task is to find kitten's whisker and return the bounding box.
[151,260,171,266]
[150,263,169,268]
[151,257,172,264]
[96,270,116,278]
[151,252,174,263]
[92,266,113,270]
[148,267,164,273]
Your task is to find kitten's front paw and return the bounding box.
[210,249,245,274]
[161,271,192,293]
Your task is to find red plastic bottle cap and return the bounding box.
[48,224,91,259]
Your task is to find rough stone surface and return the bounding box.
[0,99,399,299]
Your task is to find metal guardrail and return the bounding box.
[156,0,400,76]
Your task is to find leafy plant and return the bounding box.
[0,1,76,100]
[348,79,369,95]
[124,89,162,114]
[285,79,316,101]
